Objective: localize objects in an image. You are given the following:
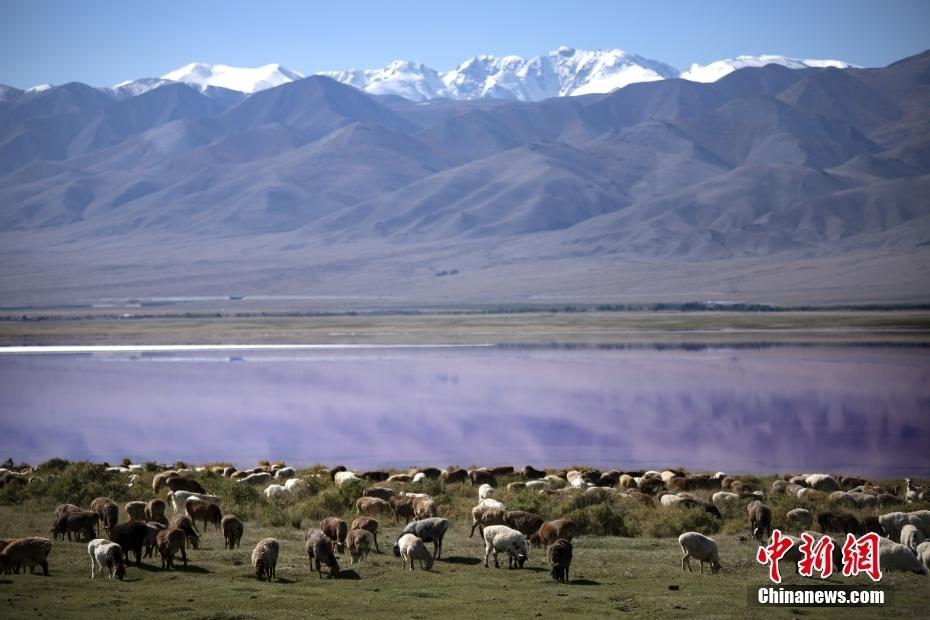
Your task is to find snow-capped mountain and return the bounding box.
[160,62,304,94]
[681,55,854,83]
[98,49,858,102]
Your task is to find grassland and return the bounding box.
[1,464,927,619]
[2,310,930,346]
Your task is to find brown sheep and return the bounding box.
[360,470,389,482]
[638,478,665,495]
[521,465,546,480]
[152,470,180,492]
[528,519,577,548]
[412,497,437,520]
[0,537,52,575]
[145,499,167,523]
[156,527,187,570]
[387,496,415,523]
[51,511,99,542]
[125,501,147,522]
[469,469,496,486]
[169,514,201,549]
[221,515,244,549]
[305,528,340,579]
[347,529,375,564]
[356,497,393,519]
[418,467,442,479]
[165,477,206,494]
[490,466,515,477]
[350,517,380,553]
[90,498,119,537]
[441,468,469,484]
[470,505,505,538]
[54,503,83,518]
[503,511,545,537]
[547,538,573,583]
[816,511,862,536]
[362,487,396,501]
[185,498,222,531]
[320,517,348,553]
[108,521,149,567]
[747,500,773,544]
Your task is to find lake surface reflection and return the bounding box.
[1,343,928,477]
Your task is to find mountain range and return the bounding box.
[0,49,928,306]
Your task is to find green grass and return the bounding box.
[1,464,928,618]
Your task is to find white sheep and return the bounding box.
[879,536,927,574]
[399,491,430,499]
[643,470,662,479]
[711,492,739,505]
[479,498,505,510]
[87,538,126,580]
[805,474,840,492]
[127,474,141,488]
[543,475,567,489]
[525,480,550,492]
[661,494,685,507]
[678,532,721,574]
[274,467,295,479]
[238,472,273,486]
[397,533,433,570]
[412,472,426,484]
[916,541,930,572]
[264,484,287,498]
[482,525,528,569]
[128,464,143,472]
[334,471,359,487]
[786,508,813,531]
[284,478,304,492]
[565,470,583,483]
[712,472,727,480]
[168,490,218,514]
[570,476,591,490]
[909,510,930,534]
[660,470,677,483]
[478,483,494,500]
[901,524,926,552]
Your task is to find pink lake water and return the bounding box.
[0,343,928,476]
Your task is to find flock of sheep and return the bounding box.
[1,463,929,586]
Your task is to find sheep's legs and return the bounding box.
[681,552,692,572]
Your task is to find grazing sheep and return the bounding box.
[412,472,427,484]
[469,469,496,486]
[547,538,572,583]
[816,511,862,536]
[786,508,814,531]
[252,538,279,581]
[185,498,222,531]
[399,491,431,499]
[503,511,545,538]
[124,501,146,522]
[142,522,165,558]
[52,511,100,542]
[221,515,244,550]
[471,504,506,538]
[386,473,412,483]
[413,497,437,520]
[544,475,568,489]
[441,468,469,484]
[522,465,546,480]
[274,466,295,479]
[169,514,201,550]
[347,529,375,564]
[909,510,930,534]
[91,497,119,536]
[357,496,393,520]
[396,533,433,570]
[168,490,218,514]
[829,491,857,509]
[388,496,417,523]
[712,492,739,505]
[55,503,82,518]
[108,521,149,567]
[363,486,396,501]
[479,497,505,510]
[151,471,179,492]
[321,517,348,553]
[879,536,928,574]
[264,484,287,498]
[747,501,773,544]
[156,527,187,570]
[678,532,721,574]
[806,474,840,493]
[0,537,53,576]
[525,480,550,492]
[483,525,528,569]
[529,519,577,548]
[478,483,494,500]
[238,472,273,486]
[165,477,207,494]
[916,541,930,573]
[305,528,340,579]
[350,517,380,553]
[418,467,442,480]
[87,539,126,580]
[396,518,450,559]
[901,524,926,552]
[145,499,167,524]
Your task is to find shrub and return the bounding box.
[644,507,721,538]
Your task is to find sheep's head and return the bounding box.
[328,558,341,579]
[111,559,126,581]
[392,542,401,557]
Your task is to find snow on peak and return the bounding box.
[159,62,304,93]
[25,83,53,93]
[319,60,446,102]
[681,55,855,82]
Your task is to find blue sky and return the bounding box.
[1,0,928,88]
